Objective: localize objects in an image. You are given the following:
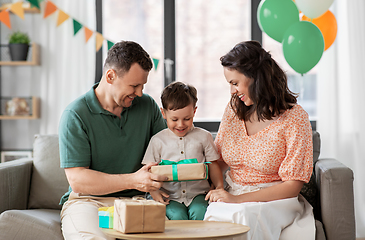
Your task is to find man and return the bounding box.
[59,41,167,239]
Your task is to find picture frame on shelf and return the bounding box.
[1,150,32,163]
[0,96,39,119]
[1,97,31,116]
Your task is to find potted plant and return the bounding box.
[8,31,31,61]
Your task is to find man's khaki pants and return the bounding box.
[60,192,117,240]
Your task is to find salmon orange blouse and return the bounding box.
[215,104,313,186]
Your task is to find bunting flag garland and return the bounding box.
[73,19,82,35]
[84,26,93,43]
[152,58,159,71]
[95,32,104,52]
[107,40,114,50]
[10,2,25,20]
[1,0,161,71]
[44,0,57,18]
[56,10,69,27]
[26,0,40,9]
[0,10,11,29]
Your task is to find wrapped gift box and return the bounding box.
[113,198,166,233]
[150,162,208,181]
[98,206,114,229]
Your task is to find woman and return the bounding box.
[204,41,315,240]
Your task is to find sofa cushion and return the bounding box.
[312,131,321,164]
[28,135,69,210]
[0,209,63,240]
[300,131,321,219]
[315,220,326,240]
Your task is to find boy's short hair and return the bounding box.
[161,82,198,111]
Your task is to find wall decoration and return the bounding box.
[282,21,324,74]
[257,0,336,74]
[4,97,30,116]
[301,10,337,51]
[257,0,299,43]
[1,151,32,163]
[10,2,25,19]
[0,0,161,71]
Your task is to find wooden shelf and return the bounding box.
[0,3,40,13]
[0,97,39,120]
[0,43,40,66]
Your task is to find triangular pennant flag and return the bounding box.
[95,32,104,52]
[44,0,57,18]
[152,58,160,71]
[73,19,82,35]
[107,40,114,50]
[84,26,93,43]
[26,0,40,9]
[0,10,11,29]
[10,2,25,20]
[56,10,69,27]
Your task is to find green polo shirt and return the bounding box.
[59,84,166,205]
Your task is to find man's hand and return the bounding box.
[131,162,168,192]
[150,190,170,205]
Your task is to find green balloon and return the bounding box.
[257,0,299,42]
[282,21,324,74]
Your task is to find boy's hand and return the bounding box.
[150,190,170,205]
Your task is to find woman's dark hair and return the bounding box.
[220,40,297,121]
[103,41,153,76]
[161,82,198,111]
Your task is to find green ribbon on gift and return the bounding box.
[159,159,210,181]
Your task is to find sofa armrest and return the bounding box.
[0,158,33,214]
[315,158,355,240]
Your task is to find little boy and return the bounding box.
[142,81,223,220]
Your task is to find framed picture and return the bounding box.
[1,97,31,116]
[1,151,32,163]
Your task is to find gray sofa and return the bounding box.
[0,132,355,240]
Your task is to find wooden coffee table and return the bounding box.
[102,220,249,239]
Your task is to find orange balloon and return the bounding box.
[301,10,337,51]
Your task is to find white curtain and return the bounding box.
[317,0,365,237]
[37,0,96,134]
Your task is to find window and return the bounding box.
[101,0,251,127]
[175,0,251,121]
[102,0,164,102]
[99,0,316,130]
[176,0,251,121]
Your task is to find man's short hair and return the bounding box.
[103,41,153,76]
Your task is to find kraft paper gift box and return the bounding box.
[98,206,114,229]
[113,198,166,233]
[150,159,209,181]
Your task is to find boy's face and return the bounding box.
[161,104,197,137]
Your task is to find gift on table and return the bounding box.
[113,198,166,233]
[150,158,209,181]
[98,206,114,229]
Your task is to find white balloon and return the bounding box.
[295,0,334,19]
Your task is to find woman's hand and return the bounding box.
[150,190,170,205]
[206,180,304,204]
[205,188,238,203]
